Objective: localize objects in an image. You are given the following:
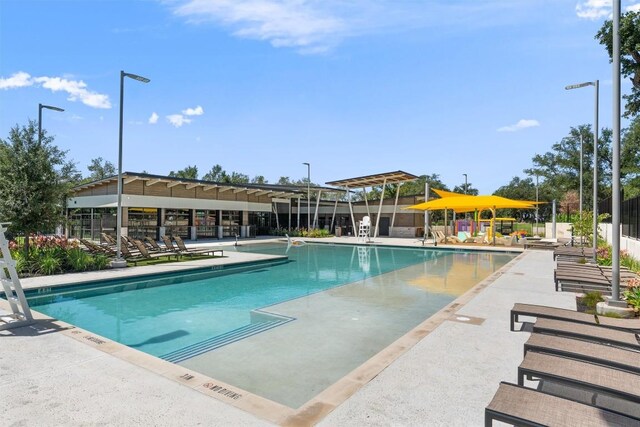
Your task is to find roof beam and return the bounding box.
[233,188,247,194]
[254,190,271,196]
[145,179,162,187]
[202,185,218,192]
[185,183,199,190]
[218,186,233,193]
[246,189,261,195]
[123,177,139,185]
[167,181,182,188]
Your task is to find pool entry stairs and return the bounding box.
[0,223,34,330]
[161,310,294,363]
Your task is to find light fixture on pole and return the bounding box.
[302,162,310,230]
[565,79,599,263]
[535,174,539,236]
[113,71,150,268]
[38,104,64,145]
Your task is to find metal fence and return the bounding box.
[599,192,639,239]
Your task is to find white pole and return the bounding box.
[374,179,387,238]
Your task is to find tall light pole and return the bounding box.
[462,173,467,194]
[114,71,150,268]
[579,135,583,220]
[535,174,539,236]
[565,80,599,262]
[38,103,65,145]
[610,0,622,304]
[302,162,310,230]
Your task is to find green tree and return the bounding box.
[86,157,115,181]
[493,176,539,220]
[277,176,292,185]
[203,164,227,182]
[251,175,267,184]
[525,125,613,208]
[223,171,249,184]
[453,182,479,195]
[621,115,640,197]
[168,165,198,180]
[596,11,640,117]
[0,121,75,252]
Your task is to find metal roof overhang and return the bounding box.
[325,170,418,188]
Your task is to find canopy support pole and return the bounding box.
[374,178,387,238]
[297,196,301,229]
[347,186,357,236]
[330,194,338,233]
[391,182,402,231]
[313,189,322,229]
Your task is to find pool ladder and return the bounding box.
[0,223,34,330]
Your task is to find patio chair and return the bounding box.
[131,239,179,263]
[485,382,639,426]
[517,352,640,414]
[524,333,640,374]
[510,303,640,332]
[79,239,115,256]
[172,235,223,257]
[532,318,640,351]
[143,236,172,253]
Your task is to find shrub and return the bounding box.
[37,252,62,275]
[67,248,93,272]
[92,254,110,270]
[622,283,640,312]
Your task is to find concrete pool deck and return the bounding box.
[0,237,574,426]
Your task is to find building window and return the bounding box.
[128,208,159,240]
[221,210,240,237]
[196,209,217,238]
[164,209,190,239]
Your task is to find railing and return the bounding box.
[599,192,639,239]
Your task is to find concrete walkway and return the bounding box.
[0,239,572,426]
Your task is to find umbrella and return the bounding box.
[406,195,537,245]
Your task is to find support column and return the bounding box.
[373,178,387,238]
[347,186,357,236]
[330,194,338,232]
[288,199,292,230]
[391,182,402,230]
[297,197,301,229]
[313,189,322,229]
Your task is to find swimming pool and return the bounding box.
[26,243,516,408]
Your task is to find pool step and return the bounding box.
[161,313,293,363]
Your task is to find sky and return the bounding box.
[1,0,638,194]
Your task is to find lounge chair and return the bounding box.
[160,235,181,253]
[510,303,640,332]
[553,246,596,262]
[532,318,640,351]
[524,333,640,374]
[554,266,638,294]
[172,235,223,257]
[435,230,461,244]
[143,236,172,253]
[79,239,115,256]
[485,381,639,426]
[517,352,640,413]
[131,239,179,264]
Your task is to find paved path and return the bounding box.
[0,240,570,426]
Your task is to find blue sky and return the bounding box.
[1,0,638,194]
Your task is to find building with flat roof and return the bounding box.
[67,171,427,241]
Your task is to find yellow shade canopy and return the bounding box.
[406,194,536,212]
[432,188,466,198]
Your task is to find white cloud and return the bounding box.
[149,112,159,124]
[497,119,540,133]
[172,0,345,53]
[0,71,111,108]
[0,71,33,89]
[576,0,640,19]
[34,76,111,109]
[167,114,192,127]
[182,105,204,116]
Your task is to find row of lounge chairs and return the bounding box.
[551,244,639,294]
[485,303,640,425]
[80,234,223,265]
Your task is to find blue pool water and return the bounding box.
[26,243,516,402]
